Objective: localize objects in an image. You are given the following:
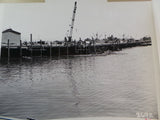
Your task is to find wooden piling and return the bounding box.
[30,34,33,57]
[93,40,96,54]
[7,39,10,61]
[58,45,60,58]
[66,42,69,58]
[50,42,52,58]
[20,40,22,57]
[40,40,42,57]
[85,42,87,54]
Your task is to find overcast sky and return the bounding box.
[0,0,155,42]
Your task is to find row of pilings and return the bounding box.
[0,40,151,59]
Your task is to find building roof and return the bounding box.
[2,29,21,35]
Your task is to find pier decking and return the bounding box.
[0,40,151,58]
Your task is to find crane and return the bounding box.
[68,1,77,42]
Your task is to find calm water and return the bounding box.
[0,46,158,120]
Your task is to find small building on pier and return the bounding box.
[1,29,21,47]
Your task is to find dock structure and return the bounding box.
[0,32,152,59]
[0,1,152,59]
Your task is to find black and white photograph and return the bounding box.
[0,0,159,120]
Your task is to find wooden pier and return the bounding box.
[0,40,151,59]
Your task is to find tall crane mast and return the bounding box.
[68,1,77,42]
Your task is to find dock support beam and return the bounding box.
[40,40,42,57]
[50,42,52,58]
[20,40,22,57]
[7,39,10,61]
[58,46,60,58]
[30,34,33,57]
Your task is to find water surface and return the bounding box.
[0,46,158,120]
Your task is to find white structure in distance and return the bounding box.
[1,28,21,47]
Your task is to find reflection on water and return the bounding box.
[0,46,158,120]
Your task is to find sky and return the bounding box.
[0,0,155,42]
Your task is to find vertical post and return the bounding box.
[85,41,87,54]
[50,42,52,58]
[67,43,69,58]
[75,41,77,54]
[89,41,91,54]
[40,40,42,57]
[58,45,60,58]
[20,40,22,57]
[30,34,33,57]
[93,39,96,54]
[8,39,10,61]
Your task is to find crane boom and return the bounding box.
[68,1,77,42]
